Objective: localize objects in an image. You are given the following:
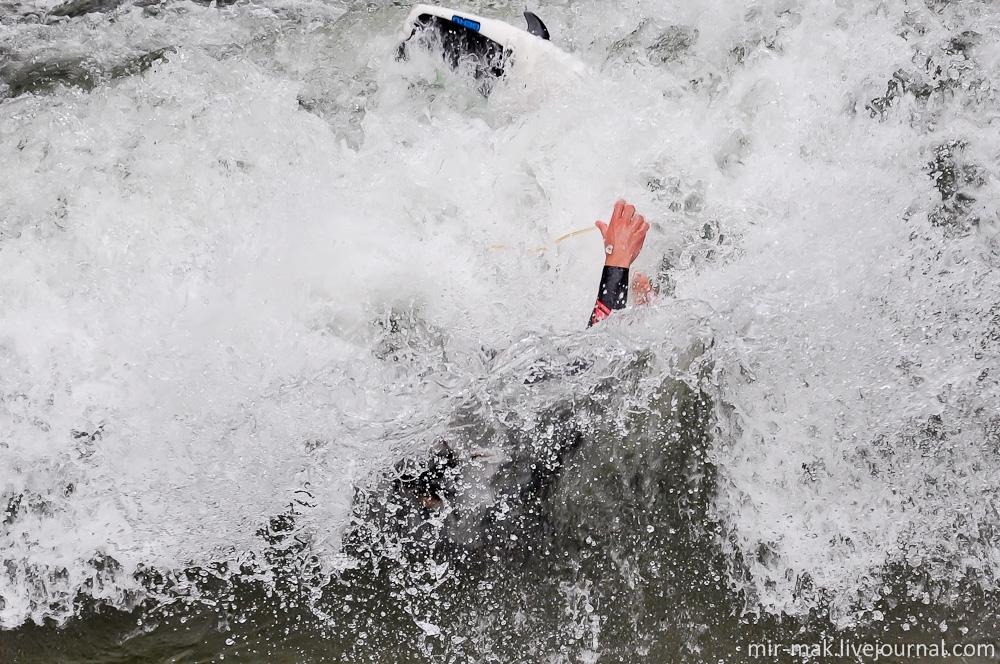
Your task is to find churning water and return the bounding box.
[2,0,1000,661]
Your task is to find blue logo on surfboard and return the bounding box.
[451,15,481,31]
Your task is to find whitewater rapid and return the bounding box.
[1,0,999,655]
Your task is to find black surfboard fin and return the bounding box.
[524,11,550,40]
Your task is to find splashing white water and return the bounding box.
[1,0,999,633]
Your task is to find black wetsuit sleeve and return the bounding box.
[588,266,629,327]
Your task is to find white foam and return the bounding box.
[1,0,999,628]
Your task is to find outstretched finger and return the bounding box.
[612,200,625,223]
[595,220,609,237]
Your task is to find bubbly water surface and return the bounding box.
[2,0,1000,661]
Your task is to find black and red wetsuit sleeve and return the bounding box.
[588,266,629,327]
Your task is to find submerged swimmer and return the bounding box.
[392,201,654,534]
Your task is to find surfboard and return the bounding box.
[397,4,587,93]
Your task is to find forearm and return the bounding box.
[588,265,629,327]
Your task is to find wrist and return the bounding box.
[604,254,632,268]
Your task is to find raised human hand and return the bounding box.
[595,200,649,268]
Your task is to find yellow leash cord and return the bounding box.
[490,226,598,253]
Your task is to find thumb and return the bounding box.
[595,220,608,238]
